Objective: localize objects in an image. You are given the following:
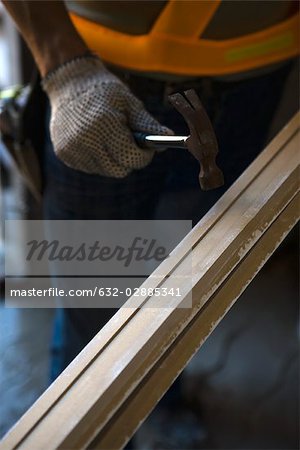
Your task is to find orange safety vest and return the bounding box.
[70,0,299,76]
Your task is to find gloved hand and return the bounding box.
[42,55,173,177]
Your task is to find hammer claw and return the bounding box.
[168,89,224,190]
[183,89,203,111]
[168,92,198,136]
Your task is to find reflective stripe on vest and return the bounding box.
[70,0,299,76]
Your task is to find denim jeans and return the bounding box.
[43,61,294,383]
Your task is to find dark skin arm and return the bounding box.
[1,0,171,178]
[2,0,88,77]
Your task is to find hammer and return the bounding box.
[134,89,224,191]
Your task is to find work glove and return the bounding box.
[42,55,173,177]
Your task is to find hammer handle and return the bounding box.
[134,132,188,151]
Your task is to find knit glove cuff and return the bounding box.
[42,55,108,97]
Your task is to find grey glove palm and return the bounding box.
[42,56,173,177]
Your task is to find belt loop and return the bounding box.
[163,82,177,107]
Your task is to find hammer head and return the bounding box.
[168,89,224,191]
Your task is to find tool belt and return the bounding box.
[0,73,46,202]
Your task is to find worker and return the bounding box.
[2,1,299,447]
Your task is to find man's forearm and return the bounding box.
[2,0,88,76]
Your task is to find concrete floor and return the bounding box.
[0,307,54,438]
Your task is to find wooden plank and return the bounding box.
[92,193,299,449]
[1,113,299,450]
